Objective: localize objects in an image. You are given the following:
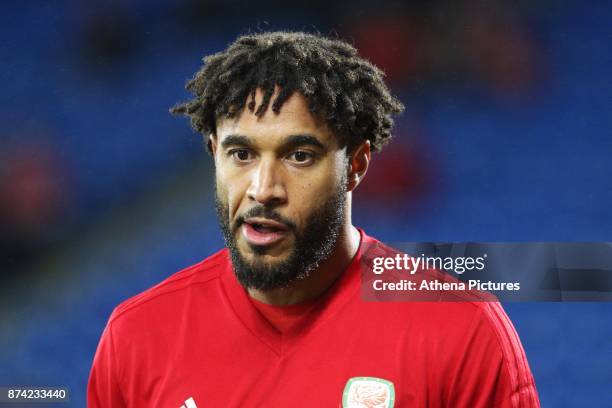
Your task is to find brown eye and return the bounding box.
[286,150,314,166]
[293,151,309,162]
[230,149,253,162]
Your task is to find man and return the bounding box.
[88,32,539,407]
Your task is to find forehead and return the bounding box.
[216,90,337,147]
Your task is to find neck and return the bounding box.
[248,223,361,306]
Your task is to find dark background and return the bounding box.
[0,0,610,406]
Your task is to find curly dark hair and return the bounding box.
[170,31,404,153]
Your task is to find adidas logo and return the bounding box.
[180,397,197,408]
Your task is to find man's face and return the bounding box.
[213,90,349,291]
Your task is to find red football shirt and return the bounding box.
[250,296,319,333]
[88,230,540,407]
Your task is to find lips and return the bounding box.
[241,217,289,247]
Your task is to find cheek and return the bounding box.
[216,171,248,218]
[288,163,344,220]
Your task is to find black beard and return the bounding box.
[215,180,346,291]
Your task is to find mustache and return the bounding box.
[234,206,297,232]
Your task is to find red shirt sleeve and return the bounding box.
[444,302,540,408]
[87,321,126,408]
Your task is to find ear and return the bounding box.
[209,134,218,156]
[347,140,371,192]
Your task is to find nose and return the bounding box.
[246,158,287,206]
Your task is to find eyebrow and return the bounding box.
[220,134,326,150]
[283,134,325,150]
[220,134,253,149]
